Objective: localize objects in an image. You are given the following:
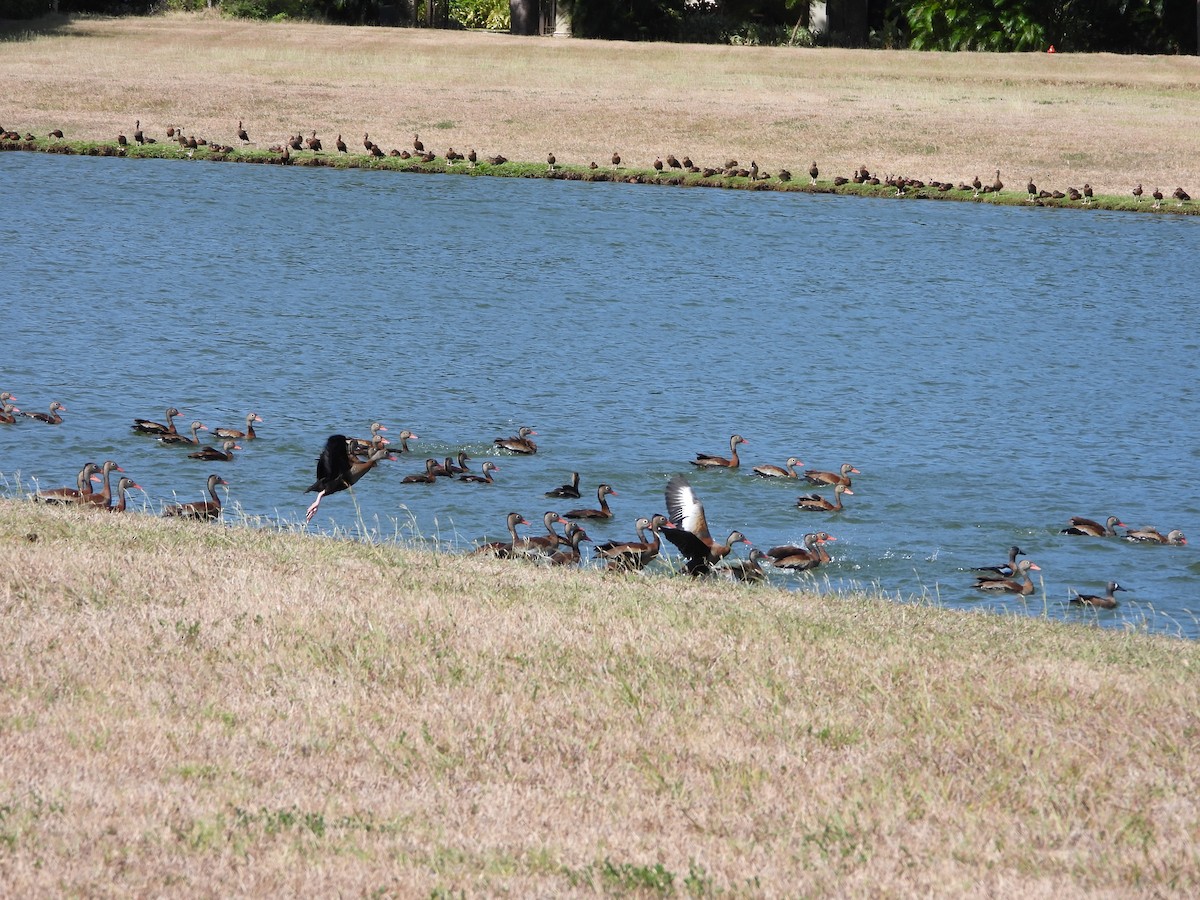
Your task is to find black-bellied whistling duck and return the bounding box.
[753,457,803,478]
[237,120,250,143]
[188,440,240,462]
[49,129,63,140]
[304,438,390,523]
[1026,177,1036,201]
[289,132,302,151]
[972,545,1026,580]
[1152,187,1163,208]
[545,471,581,499]
[992,169,1003,193]
[723,548,769,583]
[1070,581,1128,610]
[467,149,477,167]
[1174,187,1191,206]
[548,526,591,567]
[164,474,227,521]
[469,512,531,559]
[306,130,322,152]
[692,434,746,469]
[809,161,819,185]
[1061,515,1125,537]
[392,429,417,453]
[24,401,66,425]
[666,153,681,170]
[526,511,571,552]
[494,426,537,454]
[547,152,556,172]
[159,420,207,446]
[0,401,19,424]
[134,120,144,145]
[0,392,15,405]
[109,477,140,513]
[459,461,499,484]
[81,460,125,508]
[1132,184,1143,202]
[595,513,671,572]
[652,157,663,176]
[1124,527,1187,545]
[214,412,262,440]
[34,462,100,504]
[777,168,791,182]
[447,450,472,474]
[804,462,858,488]
[564,483,617,520]
[426,456,455,478]
[766,532,831,571]
[401,459,440,484]
[1083,183,1093,204]
[796,483,852,512]
[413,133,424,152]
[348,421,387,456]
[974,559,1040,595]
[488,154,507,165]
[661,474,750,576]
[611,151,621,169]
[117,133,127,147]
[132,407,182,436]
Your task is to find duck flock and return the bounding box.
[2,387,1189,614]
[2,120,1194,210]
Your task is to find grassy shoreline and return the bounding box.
[2,500,1198,895]
[2,13,1199,205]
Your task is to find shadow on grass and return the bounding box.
[0,13,83,43]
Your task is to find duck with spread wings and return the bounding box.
[661,474,750,575]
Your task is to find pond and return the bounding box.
[3,152,1198,636]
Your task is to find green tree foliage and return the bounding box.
[905,0,1046,50]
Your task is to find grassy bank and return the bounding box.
[2,500,1197,895]
[2,13,1199,203]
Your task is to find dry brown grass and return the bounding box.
[2,499,1198,896]
[2,13,1199,196]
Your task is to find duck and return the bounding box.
[412,133,424,152]
[974,559,1040,595]
[159,420,207,446]
[80,460,125,508]
[0,400,20,424]
[564,483,617,520]
[401,458,441,484]
[427,457,458,478]
[494,426,538,454]
[188,440,241,462]
[595,514,670,571]
[304,438,391,523]
[1070,581,1128,610]
[547,152,556,172]
[446,450,472,474]
[809,161,819,184]
[722,548,770,583]
[796,483,853,512]
[661,474,750,576]
[1061,515,1125,537]
[525,511,572,552]
[752,457,803,478]
[1124,527,1187,545]
[1174,187,1191,206]
[611,151,621,169]
[163,473,227,521]
[1132,183,1143,202]
[691,434,747,469]
[214,412,262,440]
[458,461,499,484]
[545,471,581,499]
[469,512,531,559]
[766,532,832,571]
[804,463,859,488]
[306,130,322,152]
[109,477,140,513]
[972,545,1026,580]
[34,462,100,504]
[548,526,591,567]
[133,120,144,145]
[391,429,418,453]
[24,400,66,425]
[132,407,182,436]
[238,120,250,143]
[348,422,388,456]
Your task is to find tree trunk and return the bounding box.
[826,0,868,47]
[510,0,540,35]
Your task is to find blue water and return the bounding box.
[3,152,1198,636]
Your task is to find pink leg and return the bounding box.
[305,490,325,524]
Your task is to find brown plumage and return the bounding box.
[795,483,852,512]
[722,548,769,583]
[401,459,441,484]
[494,426,537,454]
[548,525,591,566]
[0,400,19,424]
[24,400,66,425]
[809,161,818,184]
[525,511,571,552]
[109,477,140,513]
[134,120,145,145]
[766,532,832,571]
[752,457,803,479]
[458,461,499,484]
[305,437,390,523]
[563,483,617,520]
[34,462,100,504]
[413,133,424,152]
[974,559,1040,595]
[547,152,556,171]
[163,474,228,521]
[214,412,262,441]
[595,514,671,571]
[691,434,746,469]
[469,512,531,559]
[132,407,181,435]
[1061,515,1125,537]
[1124,527,1187,545]
[972,545,1026,580]
[661,474,750,576]
[804,463,859,488]
[306,130,322,152]
[238,120,250,143]
[188,440,241,462]
[1070,581,1128,610]
[159,420,207,446]
[80,461,125,507]
[544,471,581,499]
